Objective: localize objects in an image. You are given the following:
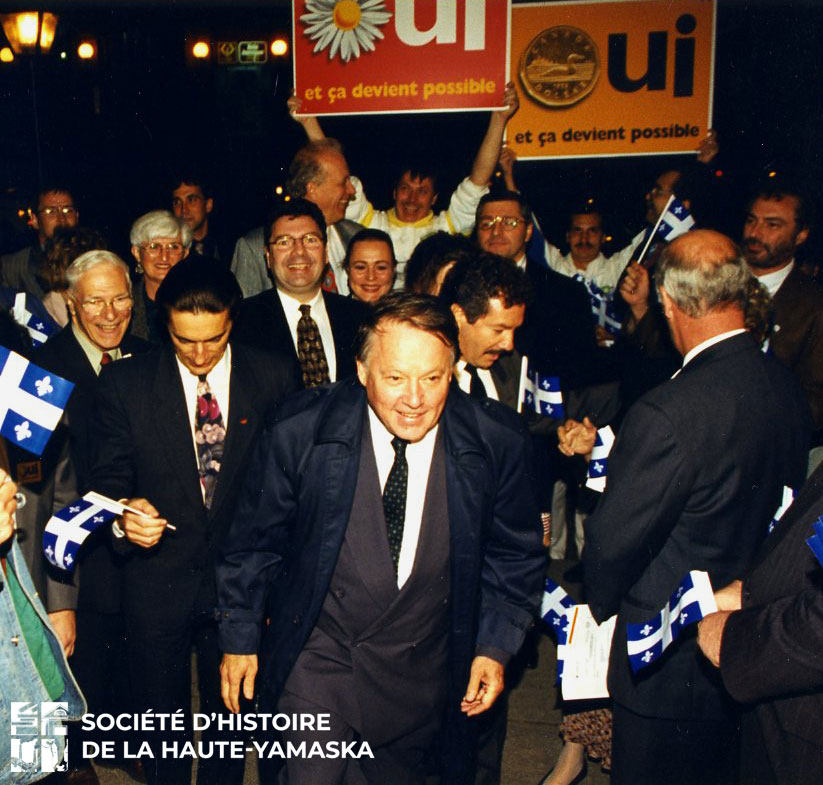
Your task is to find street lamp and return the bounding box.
[0,11,58,55]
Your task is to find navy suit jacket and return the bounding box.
[216,378,545,780]
[584,332,810,720]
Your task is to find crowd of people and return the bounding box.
[1,87,822,785]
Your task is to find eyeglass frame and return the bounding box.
[267,233,325,251]
[140,241,186,255]
[477,215,529,232]
[75,294,134,316]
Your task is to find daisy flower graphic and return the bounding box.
[301,0,392,63]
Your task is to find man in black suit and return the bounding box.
[583,230,810,785]
[233,198,367,386]
[218,293,544,784]
[90,258,297,785]
[33,249,149,779]
[698,463,823,785]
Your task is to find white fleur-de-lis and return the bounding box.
[35,322,44,330]
[542,379,551,390]
[14,421,32,441]
[64,553,73,565]
[642,650,654,663]
[69,506,81,514]
[679,611,689,624]
[45,545,54,558]
[592,461,604,474]
[93,515,104,523]
[35,376,53,397]
[640,624,653,636]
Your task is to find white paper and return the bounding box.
[560,605,617,701]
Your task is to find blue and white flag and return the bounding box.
[806,516,823,568]
[11,292,59,346]
[655,197,695,243]
[574,275,622,336]
[541,578,574,681]
[768,485,796,534]
[43,493,127,571]
[586,426,615,493]
[0,346,74,456]
[518,356,564,420]
[626,570,717,674]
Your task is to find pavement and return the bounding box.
[84,559,611,784]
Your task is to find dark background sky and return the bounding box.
[0,0,821,261]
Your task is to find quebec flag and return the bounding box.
[768,485,796,534]
[626,570,717,674]
[655,197,695,243]
[520,359,564,420]
[0,346,74,456]
[807,516,823,568]
[541,578,574,682]
[11,291,59,346]
[573,275,622,336]
[43,494,123,571]
[586,426,615,493]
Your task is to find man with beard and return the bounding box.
[741,183,823,453]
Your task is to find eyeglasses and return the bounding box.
[477,216,527,231]
[39,205,77,217]
[78,295,133,316]
[268,233,324,251]
[142,242,184,255]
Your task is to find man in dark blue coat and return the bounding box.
[217,292,544,784]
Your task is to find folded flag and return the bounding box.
[42,493,126,571]
[541,578,575,682]
[626,570,717,674]
[586,426,615,493]
[519,356,564,420]
[807,516,823,568]
[11,292,59,346]
[0,345,74,456]
[574,275,622,335]
[768,485,796,534]
[636,195,696,265]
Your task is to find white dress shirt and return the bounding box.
[175,345,231,501]
[71,323,122,374]
[681,328,747,369]
[276,287,338,382]
[755,260,794,297]
[368,406,439,589]
[454,359,500,400]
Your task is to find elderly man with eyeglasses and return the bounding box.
[233,198,367,388]
[0,183,80,299]
[129,209,192,342]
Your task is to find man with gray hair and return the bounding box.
[33,249,150,779]
[576,230,810,785]
[129,209,192,341]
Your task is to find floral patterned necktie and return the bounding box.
[195,374,225,509]
[297,304,330,388]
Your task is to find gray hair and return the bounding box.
[286,139,344,198]
[129,209,192,248]
[66,250,132,296]
[655,230,751,319]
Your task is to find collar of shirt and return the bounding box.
[175,344,232,482]
[514,253,527,271]
[71,322,122,374]
[367,405,439,589]
[454,359,500,400]
[276,286,338,382]
[754,260,794,297]
[681,328,747,370]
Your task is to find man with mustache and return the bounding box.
[741,182,823,456]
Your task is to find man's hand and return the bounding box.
[558,417,597,458]
[696,129,719,164]
[714,579,743,612]
[221,653,258,714]
[48,609,76,657]
[287,91,324,141]
[619,263,650,321]
[697,610,732,668]
[461,655,504,716]
[494,82,519,123]
[0,470,18,545]
[498,147,518,192]
[120,498,168,549]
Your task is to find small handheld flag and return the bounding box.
[0,345,74,456]
[586,426,615,493]
[573,275,622,336]
[768,486,796,534]
[635,195,696,266]
[626,570,717,674]
[11,292,59,347]
[518,356,564,420]
[541,578,575,682]
[807,516,823,568]
[43,496,119,572]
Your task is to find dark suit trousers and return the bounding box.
[611,702,738,785]
[275,690,436,785]
[127,609,245,785]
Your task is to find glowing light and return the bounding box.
[77,41,96,60]
[275,186,284,195]
[0,47,13,63]
[270,38,288,56]
[768,170,777,178]
[192,41,210,59]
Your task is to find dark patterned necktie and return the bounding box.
[195,374,225,509]
[297,304,330,388]
[466,364,487,399]
[383,436,408,574]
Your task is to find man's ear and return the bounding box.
[450,303,467,328]
[525,221,534,243]
[659,286,674,319]
[205,198,214,215]
[796,227,810,248]
[356,358,367,387]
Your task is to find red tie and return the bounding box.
[100,352,112,366]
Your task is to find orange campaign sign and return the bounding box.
[292,0,511,115]
[508,0,716,159]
